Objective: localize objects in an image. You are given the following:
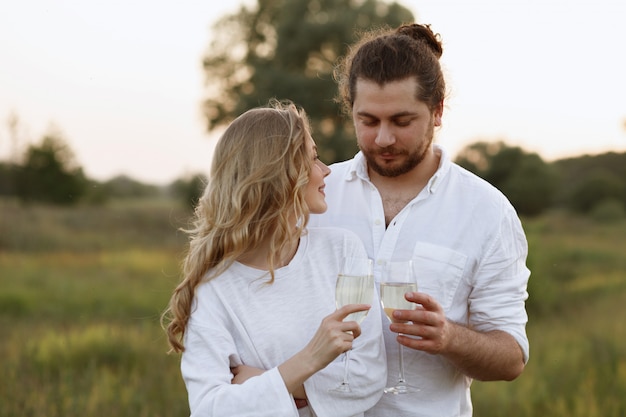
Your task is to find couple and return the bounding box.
[162,23,530,417]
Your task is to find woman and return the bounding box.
[162,100,385,416]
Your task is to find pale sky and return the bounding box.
[1,0,624,185]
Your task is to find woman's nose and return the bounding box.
[321,161,331,177]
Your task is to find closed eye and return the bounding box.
[394,119,412,127]
[359,117,378,127]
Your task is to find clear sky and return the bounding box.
[1,0,624,185]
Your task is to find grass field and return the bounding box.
[1,198,625,416]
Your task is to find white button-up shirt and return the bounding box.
[310,145,530,417]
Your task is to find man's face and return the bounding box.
[352,77,442,178]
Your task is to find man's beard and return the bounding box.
[361,130,433,178]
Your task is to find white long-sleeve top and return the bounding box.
[310,146,530,417]
[181,227,386,417]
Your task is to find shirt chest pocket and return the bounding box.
[411,242,467,311]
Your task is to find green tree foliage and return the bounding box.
[168,173,207,210]
[100,175,162,199]
[15,132,87,205]
[567,170,624,214]
[201,0,414,163]
[553,152,626,213]
[455,141,558,217]
[0,162,15,196]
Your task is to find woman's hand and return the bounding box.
[302,303,370,369]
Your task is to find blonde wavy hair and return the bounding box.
[162,100,313,353]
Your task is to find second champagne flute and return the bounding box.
[380,260,418,394]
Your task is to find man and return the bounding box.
[309,23,530,416]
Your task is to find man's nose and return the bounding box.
[375,123,396,147]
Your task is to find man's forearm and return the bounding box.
[441,324,525,381]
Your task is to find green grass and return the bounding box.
[0,199,190,417]
[0,250,190,417]
[471,211,626,416]
[472,289,626,417]
[1,200,625,416]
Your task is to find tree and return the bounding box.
[0,162,13,196]
[0,111,25,196]
[15,130,87,205]
[500,153,559,217]
[101,175,161,199]
[567,170,624,214]
[201,0,414,163]
[168,173,207,210]
[455,141,558,216]
[553,152,626,211]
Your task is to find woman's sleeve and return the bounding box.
[182,322,299,417]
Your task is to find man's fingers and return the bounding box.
[405,292,441,312]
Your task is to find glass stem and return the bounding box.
[397,339,406,385]
[341,350,351,385]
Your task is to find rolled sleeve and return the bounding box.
[469,208,530,363]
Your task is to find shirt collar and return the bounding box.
[344,151,368,182]
[343,145,452,194]
[427,144,451,194]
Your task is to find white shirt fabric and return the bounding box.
[309,145,530,417]
[181,227,387,417]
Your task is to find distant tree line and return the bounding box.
[1,127,624,220]
[0,127,206,209]
[454,141,626,220]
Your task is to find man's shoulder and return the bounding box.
[446,163,518,215]
[450,163,505,194]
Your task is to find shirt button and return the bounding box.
[374,219,382,226]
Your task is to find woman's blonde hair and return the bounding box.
[162,100,313,353]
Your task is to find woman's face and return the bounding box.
[303,134,331,214]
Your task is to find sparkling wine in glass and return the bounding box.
[330,256,374,393]
[380,260,418,394]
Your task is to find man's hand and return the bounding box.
[389,291,450,354]
[389,291,525,381]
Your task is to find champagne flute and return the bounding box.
[380,260,418,394]
[330,256,374,393]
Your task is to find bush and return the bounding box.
[590,199,625,223]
